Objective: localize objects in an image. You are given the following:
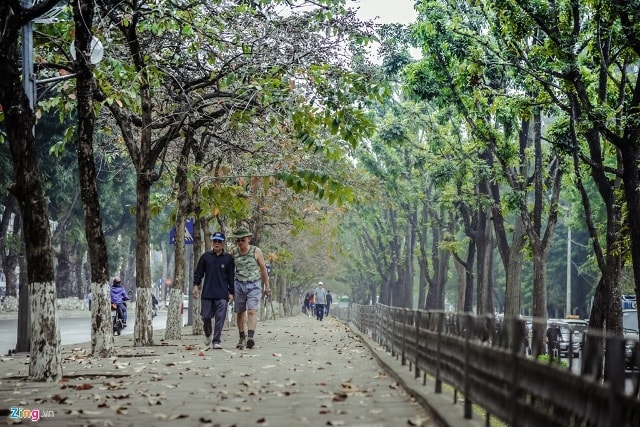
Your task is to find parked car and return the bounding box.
[182,294,189,310]
[622,309,639,370]
[565,318,588,350]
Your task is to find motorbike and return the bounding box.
[111,303,125,335]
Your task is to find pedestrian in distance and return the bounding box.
[151,294,159,317]
[231,226,271,349]
[110,276,129,326]
[314,281,327,321]
[546,322,562,357]
[193,231,235,350]
[303,292,312,316]
[325,289,332,316]
[87,291,92,311]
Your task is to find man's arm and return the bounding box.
[255,247,270,293]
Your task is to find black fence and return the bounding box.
[336,304,640,427]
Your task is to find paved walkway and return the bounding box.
[0,315,434,426]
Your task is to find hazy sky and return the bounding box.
[353,0,418,25]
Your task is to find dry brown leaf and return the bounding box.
[332,392,348,402]
[75,383,93,390]
[50,394,68,403]
[169,413,189,419]
[148,396,163,405]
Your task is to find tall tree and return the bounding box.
[72,0,115,356]
[0,0,63,380]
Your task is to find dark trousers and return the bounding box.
[202,299,228,344]
[315,304,325,321]
[116,302,127,323]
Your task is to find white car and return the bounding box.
[182,294,189,310]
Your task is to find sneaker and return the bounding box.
[204,335,212,347]
[236,337,247,349]
[247,338,255,349]
[212,343,223,349]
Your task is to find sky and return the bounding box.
[353,0,418,25]
[351,0,421,61]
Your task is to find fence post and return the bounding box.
[464,313,472,419]
[401,308,407,366]
[606,335,624,427]
[415,310,421,380]
[435,312,442,394]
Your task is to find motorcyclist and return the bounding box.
[110,276,130,326]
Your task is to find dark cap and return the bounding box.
[211,231,226,241]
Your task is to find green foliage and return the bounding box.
[535,354,569,368]
[277,169,355,206]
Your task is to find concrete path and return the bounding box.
[0,315,434,426]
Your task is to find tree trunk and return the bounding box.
[72,0,115,357]
[15,253,30,353]
[0,6,61,378]
[476,203,491,314]
[463,241,475,312]
[191,216,206,336]
[503,217,526,318]
[619,144,640,329]
[133,177,154,346]
[165,135,191,340]
[0,195,21,298]
[56,235,74,298]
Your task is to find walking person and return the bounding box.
[193,231,235,350]
[325,290,333,316]
[546,322,562,357]
[314,281,327,321]
[231,226,271,349]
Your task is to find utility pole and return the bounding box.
[566,223,572,317]
[21,0,36,115]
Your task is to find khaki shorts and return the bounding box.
[234,280,262,312]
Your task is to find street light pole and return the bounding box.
[21,0,36,118]
[566,218,572,317]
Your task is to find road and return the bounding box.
[0,311,181,356]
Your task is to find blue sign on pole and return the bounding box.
[169,218,195,245]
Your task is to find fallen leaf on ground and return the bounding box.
[332,392,348,402]
[75,383,93,390]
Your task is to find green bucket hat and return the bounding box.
[233,226,253,239]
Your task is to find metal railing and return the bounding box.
[335,304,640,427]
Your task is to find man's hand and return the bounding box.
[192,285,200,299]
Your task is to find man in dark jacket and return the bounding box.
[546,322,562,356]
[193,231,235,349]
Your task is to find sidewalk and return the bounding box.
[0,315,433,426]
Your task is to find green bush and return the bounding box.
[536,354,569,368]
